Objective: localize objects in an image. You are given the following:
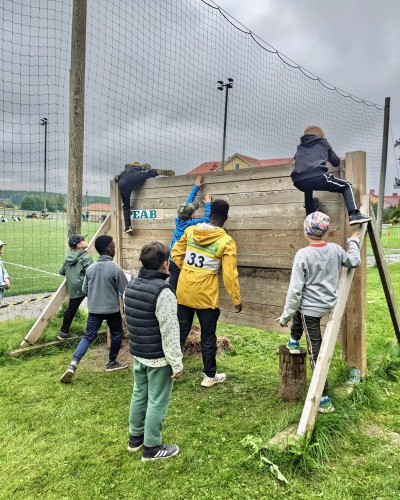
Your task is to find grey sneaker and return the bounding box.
[60,363,77,384]
[201,372,226,388]
[106,360,128,372]
[57,332,73,340]
[127,435,144,452]
[156,169,175,177]
[286,339,300,354]
[318,396,335,414]
[349,212,372,225]
[142,444,179,461]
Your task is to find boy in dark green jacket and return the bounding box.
[58,235,93,340]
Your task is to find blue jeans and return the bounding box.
[73,312,123,363]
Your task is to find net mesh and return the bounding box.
[0,0,384,308]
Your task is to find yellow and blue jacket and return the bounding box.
[171,223,241,309]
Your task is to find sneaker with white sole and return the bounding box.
[318,396,335,414]
[127,435,144,452]
[142,444,179,461]
[156,169,175,177]
[106,360,128,372]
[286,339,300,354]
[57,331,73,340]
[201,372,227,388]
[349,212,372,225]
[124,227,133,234]
[60,363,77,384]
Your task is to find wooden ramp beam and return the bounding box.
[367,204,400,342]
[19,215,112,348]
[296,201,369,437]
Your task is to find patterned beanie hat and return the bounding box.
[304,211,330,239]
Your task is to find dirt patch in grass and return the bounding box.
[84,324,233,372]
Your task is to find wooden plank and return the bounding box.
[296,221,368,437]
[20,215,112,347]
[110,180,123,266]
[344,152,368,376]
[368,205,400,342]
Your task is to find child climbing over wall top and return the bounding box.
[115,161,175,235]
[277,211,361,413]
[168,175,212,290]
[291,125,371,225]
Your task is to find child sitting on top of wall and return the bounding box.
[291,125,371,225]
[277,211,361,413]
[168,175,212,290]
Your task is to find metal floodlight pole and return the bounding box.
[40,117,48,211]
[217,78,234,170]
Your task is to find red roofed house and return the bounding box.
[187,153,294,175]
[82,203,111,213]
[369,189,400,208]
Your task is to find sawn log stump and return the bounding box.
[278,345,307,401]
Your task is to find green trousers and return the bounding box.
[129,360,174,447]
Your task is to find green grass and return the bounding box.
[0,265,400,498]
[0,219,100,295]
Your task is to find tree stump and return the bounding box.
[278,345,307,401]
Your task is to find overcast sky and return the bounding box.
[213,0,400,192]
[1,0,399,197]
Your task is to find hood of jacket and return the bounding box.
[192,224,226,246]
[65,249,88,266]
[300,134,325,148]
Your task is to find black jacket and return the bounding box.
[124,268,173,359]
[291,135,340,182]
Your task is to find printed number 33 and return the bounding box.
[186,252,205,268]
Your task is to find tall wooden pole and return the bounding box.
[67,0,87,238]
[344,151,367,378]
[377,97,391,236]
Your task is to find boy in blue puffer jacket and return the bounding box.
[168,175,211,290]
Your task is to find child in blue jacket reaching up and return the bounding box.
[168,175,211,290]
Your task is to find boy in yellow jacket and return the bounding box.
[172,199,242,387]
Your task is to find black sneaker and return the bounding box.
[127,435,144,452]
[106,360,128,372]
[124,227,133,234]
[57,331,73,340]
[141,444,179,461]
[60,363,77,384]
[349,212,372,225]
[313,197,320,212]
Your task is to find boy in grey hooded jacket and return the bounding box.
[60,235,128,383]
[277,211,361,413]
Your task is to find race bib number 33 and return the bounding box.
[184,250,220,271]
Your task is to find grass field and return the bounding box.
[0,264,400,498]
[0,218,100,295]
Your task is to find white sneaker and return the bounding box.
[201,373,227,388]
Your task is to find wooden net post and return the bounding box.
[342,151,367,378]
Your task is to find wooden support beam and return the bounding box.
[297,218,368,437]
[368,204,400,342]
[344,153,367,376]
[20,216,111,347]
[110,179,123,267]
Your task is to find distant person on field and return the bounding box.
[168,175,212,290]
[60,235,128,383]
[172,199,242,388]
[277,211,361,413]
[115,161,175,234]
[0,239,11,303]
[124,241,183,461]
[57,234,93,340]
[291,125,371,225]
